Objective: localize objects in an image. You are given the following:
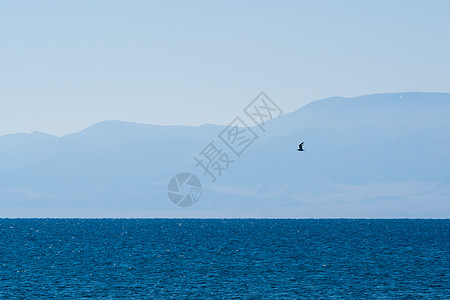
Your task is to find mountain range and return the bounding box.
[1,92,449,217]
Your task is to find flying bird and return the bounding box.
[297,142,304,151]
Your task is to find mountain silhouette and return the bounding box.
[0,92,449,217]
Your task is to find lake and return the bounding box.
[0,219,448,298]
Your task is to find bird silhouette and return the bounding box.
[297,142,304,151]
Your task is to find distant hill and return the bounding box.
[0,92,449,217]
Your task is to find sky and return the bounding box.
[1,0,449,136]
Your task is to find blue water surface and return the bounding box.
[0,219,448,298]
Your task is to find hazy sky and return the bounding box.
[1,0,449,136]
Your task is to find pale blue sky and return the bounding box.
[1,0,449,136]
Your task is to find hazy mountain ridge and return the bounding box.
[0,92,449,217]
